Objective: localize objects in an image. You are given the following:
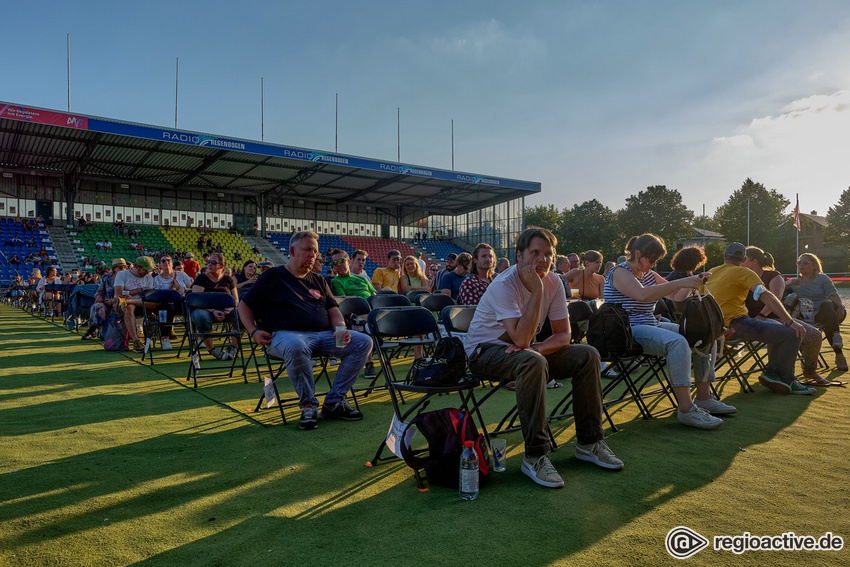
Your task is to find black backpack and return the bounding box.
[406,336,467,386]
[399,407,490,488]
[678,290,725,350]
[586,303,642,358]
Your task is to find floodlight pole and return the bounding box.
[261,77,265,142]
[335,93,338,152]
[174,58,179,129]
[66,34,71,111]
[451,119,455,170]
[397,107,401,163]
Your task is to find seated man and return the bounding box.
[350,249,371,283]
[238,230,372,431]
[464,227,622,489]
[439,252,471,300]
[329,249,377,299]
[113,256,155,353]
[372,249,402,292]
[705,242,813,395]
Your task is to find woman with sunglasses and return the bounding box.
[786,253,847,371]
[605,233,735,429]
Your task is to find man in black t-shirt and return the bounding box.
[238,231,372,430]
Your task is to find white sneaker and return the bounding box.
[677,404,723,430]
[575,440,624,470]
[161,339,172,350]
[521,455,565,488]
[694,396,737,415]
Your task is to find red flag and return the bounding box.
[793,198,801,232]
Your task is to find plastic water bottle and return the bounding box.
[459,440,479,500]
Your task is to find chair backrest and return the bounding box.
[404,289,430,303]
[442,305,476,335]
[420,292,455,315]
[367,306,438,339]
[186,291,236,311]
[141,289,183,306]
[368,294,411,309]
[568,300,594,323]
[338,296,371,319]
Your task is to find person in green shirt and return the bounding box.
[330,249,377,299]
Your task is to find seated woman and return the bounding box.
[82,258,126,339]
[399,255,430,294]
[605,233,736,429]
[667,245,707,282]
[565,250,605,300]
[786,253,847,371]
[742,246,827,384]
[36,266,62,315]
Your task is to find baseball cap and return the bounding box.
[111,257,128,267]
[414,251,421,256]
[387,249,401,258]
[134,256,156,271]
[186,252,194,258]
[724,242,746,261]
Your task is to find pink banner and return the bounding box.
[0,104,88,129]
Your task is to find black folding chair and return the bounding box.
[366,306,488,487]
[404,289,430,304]
[140,289,189,365]
[185,292,247,388]
[338,296,385,395]
[420,293,455,327]
[368,293,411,309]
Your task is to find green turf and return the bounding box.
[1,305,848,566]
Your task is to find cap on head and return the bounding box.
[186,252,194,258]
[724,242,746,261]
[414,251,421,256]
[112,257,128,267]
[134,256,156,271]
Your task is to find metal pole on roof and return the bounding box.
[335,93,338,152]
[261,77,265,142]
[66,34,71,111]
[451,119,454,170]
[397,107,401,163]
[174,58,179,129]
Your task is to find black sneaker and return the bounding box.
[300,406,318,430]
[320,400,363,421]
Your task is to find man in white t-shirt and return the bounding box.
[113,256,155,353]
[464,227,622,489]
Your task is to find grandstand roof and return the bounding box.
[0,102,540,216]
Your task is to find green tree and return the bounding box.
[825,187,850,249]
[714,178,791,254]
[560,199,622,261]
[617,185,694,250]
[524,204,565,249]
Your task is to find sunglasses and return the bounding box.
[207,260,220,266]
[331,259,347,266]
[160,259,171,264]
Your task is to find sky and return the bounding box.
[3,0,850,219]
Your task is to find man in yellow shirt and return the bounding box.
[371,249,401,292]
[706,242,813,395]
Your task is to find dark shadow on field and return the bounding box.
[0,305,823,565]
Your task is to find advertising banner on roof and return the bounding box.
[0,104,88,129]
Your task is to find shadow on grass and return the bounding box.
[0,304,827,566]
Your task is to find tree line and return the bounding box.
[525,179,850,274]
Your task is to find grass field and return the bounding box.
[1,304,848,566]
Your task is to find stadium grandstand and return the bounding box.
[0,101,539,282]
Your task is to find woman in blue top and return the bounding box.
[604,233,736,429]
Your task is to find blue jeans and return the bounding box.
[631,322,715,388]
[729,316,801,384]
[268,330,372,408]
[191,308,239,335]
